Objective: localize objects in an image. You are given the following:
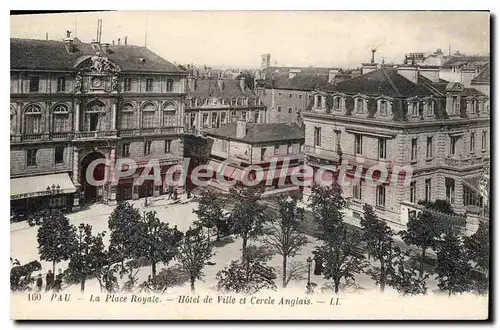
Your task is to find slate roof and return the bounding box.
[321,68,432,98]
[205,122,304,143]
[188,78,259,99]
[10,38,184,73]
[441,56,490,69]
[256,74,329,91]
[471,66,490,84]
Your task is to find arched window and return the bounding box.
[120,103,135,129]
[10,106,16,135]
[24,104,43,134]
[85,100,106,131]
[162,102,177,127]
[142,102,157,128]
[52,104,70,133]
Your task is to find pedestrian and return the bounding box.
[53,269,63,292]
[36,274,43,292]
[167,186,173,199]
[173,188,178,201]
[45,270,54,291]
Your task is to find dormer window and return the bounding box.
[410,101,419,117]
[379,100,388,116]
[315,95,323,108]
[355,98,365,114]
[452,96,460,115]
[426,100,434,116]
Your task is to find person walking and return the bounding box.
[45,270,54,292]
[53,269,63,292]
[36,274,43,292]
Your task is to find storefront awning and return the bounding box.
[11,173,77,200]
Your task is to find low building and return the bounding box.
[202,121,305,194]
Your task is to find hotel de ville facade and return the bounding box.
[10,35,188,216]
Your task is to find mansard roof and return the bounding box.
[471,66,490,85]
[256,73,329,91]
[187,78,259,99]
[321,68,432,98]
[441,56,489,69]
[10,38,184,73]
[206,122,304,143]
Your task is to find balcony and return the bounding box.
[304,145,340,162]
[73,130,117,140]
[118,127,183,137]
[444,155,487,168]
[184,127,208,138]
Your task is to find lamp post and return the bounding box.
[46,184,61,210]
[306,256,312,293]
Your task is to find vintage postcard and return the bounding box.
[10,10,490,320]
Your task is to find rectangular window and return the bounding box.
[166,79,174,92]
[277,106,282,112]
[202,113,209,128]
[289,93,293,98]
[380,100,387,115]
[122,143,130,157]
[470,132,475,151]
[144,141,152,155]
[475,100,480,114]
[446,178,455,205]
[355,134,363,155]
[298,94,303,99]
[481,130,487,150]
[241,111,247,120]
[378,138,387,159]
[57,76,66,92]
[55,147,64,164]
[314,127,321,147]
[254,111,259,123]
[29,76,40,93]
[426,136,433,158]
[211,112,218,128]
[452,96,460,114]
[26,149,37,167]
[425,178,432,202]
[411,102,419,116]
[260,148,266,161]
[427,101,434,116]
[353,184,361,200]
[411,138,418,161]
[274,145,280,156]
[278,92,282,97]
[288,107,292,114]
[124,78,132,92]
[376,185,386,207]
[146,78,154,92]
[334,97,341,111]
[221,112,227,124]
[316,95,322,108]
[165,140,172,153]
[450,136,459,155]
[356,99,363,113]
[410,181,416,203]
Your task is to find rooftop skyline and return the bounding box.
[10,11,490,69]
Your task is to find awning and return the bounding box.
[11,173,77,200]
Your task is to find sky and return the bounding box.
[10,11,490,69]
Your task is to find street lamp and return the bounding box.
[306,256,312,292]
[46,184,61,210]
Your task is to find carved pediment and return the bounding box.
[445,82,464,92]
[74,52,121,75]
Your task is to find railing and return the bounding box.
[51,132,72,140]
[73,130,116,139]
[118,127,183,137]
[444,155,486,167]
[22,133,44,141]
[184,127,208,137]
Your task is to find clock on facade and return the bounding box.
[92,78,102,88]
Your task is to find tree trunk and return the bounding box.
[379,259,386,293]
[282,255,287,288]
[420,248,426,278]
[80,279,85,293]
[334,279,340,294]
[448,286,452,297]
[190,277,195,292]
[241,235,248,263]
[52,260,56,275]
[151,262,157,278]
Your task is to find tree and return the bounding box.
[435,230,473,296]
[66,223,108,293]
[28,209,77,274]
[192,190,225,242]
[360,204,394,293]
[108,202,142,268]
[316,224,367,293]
[308,183,349,238]
[230,188,268,263]
[399,210,443,278]
[464,221,489,294]
[216,259,277,294]
[418,199,455,215]
[177,226,214,292]
[131,211,183,278]
[386,247,428,295]
[262,196,309,288]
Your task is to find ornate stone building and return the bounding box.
[10,36,187,216]
[303,63,490,230]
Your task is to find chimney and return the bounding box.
[112,40,115,45]
[236,120,247,139]
[371,49,376,64]
[90,39,100,51]
[63,31,75,53]
[397,65,418,84]
[217,74,224,91]
[461,68,476,87]
[117,38,121,45]
[266,54,271,68]
[124,36,128,45]
[101,42,111,54]
[328,69,339,84]
[239,76,246,92]
[418,66,440,83]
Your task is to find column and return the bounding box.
[74,101,80,132]
[72,148,81,211]
[111,102,117,131]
